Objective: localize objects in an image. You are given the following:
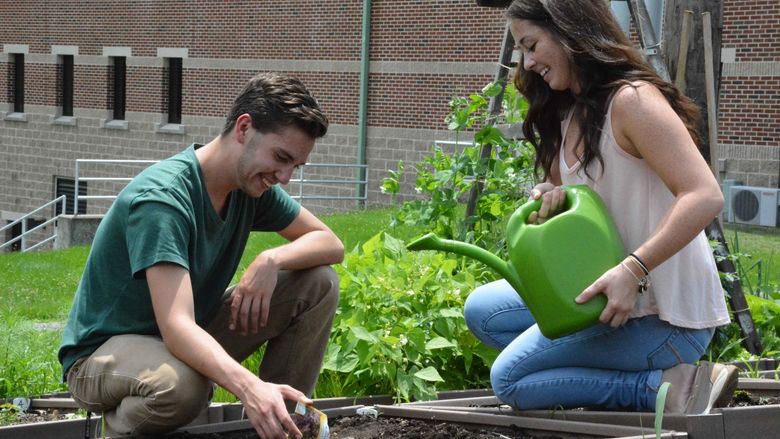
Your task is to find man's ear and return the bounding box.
[235,113,252,144]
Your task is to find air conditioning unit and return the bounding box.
[728,186,780,227]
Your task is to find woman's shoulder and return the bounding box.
[611,81,667,112]
[608,80,681,157]
[611,79,661,100]
[610,81,674,132]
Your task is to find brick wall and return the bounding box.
[1,0,778,251]
[1,0,503,244]
[719,0,780,188]
[723,0,780,61]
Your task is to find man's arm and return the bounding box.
[270,205,344,268]
[230,206,344,334]
[146,263,306,439]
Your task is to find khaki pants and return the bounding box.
[66,266,339,436]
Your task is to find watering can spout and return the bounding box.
[407,233,524,293]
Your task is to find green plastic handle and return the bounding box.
[515,197,543,224]
[515,185,575,225]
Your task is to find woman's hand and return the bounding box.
[527,183,566,225]
[575,259,643,327]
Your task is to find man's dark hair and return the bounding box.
[222,72,329,139]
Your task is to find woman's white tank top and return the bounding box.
[559,91,730,329]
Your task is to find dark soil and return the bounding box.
[727,390,780,407]
[166,416,576,438]
[3,407,81,425]
[327,416,573,439]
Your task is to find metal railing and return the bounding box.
[74,159,369,214]
[74,159,159,214]
[292,163,368,201]
[0,196,66,252]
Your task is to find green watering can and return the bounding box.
[407,185,625,339]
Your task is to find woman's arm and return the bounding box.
[576,83,723,327]
[611,83,723,270]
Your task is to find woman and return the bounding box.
[464,0,737,413]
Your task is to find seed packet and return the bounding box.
[289,401,329,439]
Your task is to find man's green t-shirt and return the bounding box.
[58,145,300,378]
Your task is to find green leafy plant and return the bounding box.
[707,228,780,363]
[380,161,405,207]
[728,230,779,300]
[0,309,66,400]
[318,232,496,402]
[0,402,20,426]
[389,81,535,255]
[654,382,671,439]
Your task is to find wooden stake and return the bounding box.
[702,12,720,184]
[674,10,694,91]
[701,11,762,355]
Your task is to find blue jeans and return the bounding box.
[464,280,715,411]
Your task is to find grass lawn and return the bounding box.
[0,207,422,401]
[0,210,777,402]
[723,224,780,295]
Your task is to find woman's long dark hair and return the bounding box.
[507,0,701,181]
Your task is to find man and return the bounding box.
[58,73,344,438]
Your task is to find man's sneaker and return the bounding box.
[684,361,739,414]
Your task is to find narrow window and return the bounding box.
[11,53,25,113]
[55,176,87,215]
[60,54,74,117]
[111,56,126,120]
[166,57,182,124]
[7,222,22,252]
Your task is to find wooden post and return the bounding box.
[663,0,724,164]
[464,24,515,220]
[674,10,694,91]
[702,12,721,184]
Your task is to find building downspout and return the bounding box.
[357,0,371,207]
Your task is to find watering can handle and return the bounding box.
[516,197,543,224]
[515,185,577,224]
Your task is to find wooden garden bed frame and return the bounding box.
[2,377,778,439]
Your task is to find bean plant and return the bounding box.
[319,233,497,402]
[383,81,536,257]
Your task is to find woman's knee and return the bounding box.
[489,361,516,402]
[463,283,499,330]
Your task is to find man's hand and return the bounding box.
[230,206,343,335]
[146,264,307,438]
[230,250,279,335]
[241,380,312,439]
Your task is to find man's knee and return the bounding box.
[301,265,340,310]
[134,362,211,433]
